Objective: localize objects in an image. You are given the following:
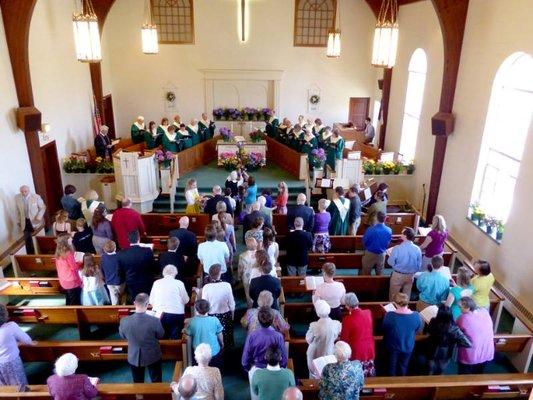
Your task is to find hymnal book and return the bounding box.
[89,377,99,387]
[420,305,439,324]
[305,276,324,291]
[418,227,432,236]
[99,346,112,354]
[38,281,51,287]
[382,303,396,312]
[111,347,123,353]
[312,355,337,377]
[74,252,85,263]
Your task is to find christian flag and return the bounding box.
[92,96,102,137]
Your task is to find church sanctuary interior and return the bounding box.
[1,0,533,399]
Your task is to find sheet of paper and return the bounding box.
[234,136,246,142]
[138,242,154,250]
[418,227,432,236]
[420,305,439,324]
[320,179,331,188]
[363,187,372,200]
[74,252,85,263]
[382,303,396,312]
[89,377,99,386]
[312,354,337,377]
[305,276,324,291]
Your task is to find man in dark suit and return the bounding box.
[242,202,272,241]
[117,230,156,301]
[286,217,313,276]
[287,193,314,233]
[94,125,113,158]
[204,185,233,217]
[169,216,198,277]
[158,236,185,278]
[249,261,281,310]
[119,293,164,383]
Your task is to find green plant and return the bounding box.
[94,157,114,173]
[393,163,402,174]
[63,156,87,173]
[363,160,376,174]
[405,162,415,174]
[497,221,505,233]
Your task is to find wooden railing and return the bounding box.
[265,136,307,179]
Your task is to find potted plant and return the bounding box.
[63,156,88,173]
[249,129,264,143]
[218,152,239,171]
[244,107,258,121]
[374,162,383,175]
[219,127,233,143]
[213,108,225,121]
[496,221,504,241]
[405,162,415,175]
[393,162,402,175]
[309,148,327,170]
[469,202,480,221]
[245,152,265,171]
[484,216,498,235]
[94,157,114,173]
[382,161,395,175]
[261,108,273,122]
[362,160,375,175]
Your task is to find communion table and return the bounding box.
[216,139,267,163]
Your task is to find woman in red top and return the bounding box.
[275,181,288,215]
[340,292,376,376]
[54,239,83,305]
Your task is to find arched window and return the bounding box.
[294,0,337,47]
[151,0,194,44]
[471,52,533,222]
[399,48,427,162]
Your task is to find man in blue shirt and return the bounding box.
[416,255,450,310]
[361,212,392,276]
[388,227,422,301]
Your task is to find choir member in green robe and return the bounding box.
[318,126,332,149]
[326,129,345,172]
[177,124,193,149]
[172,114,181,131]
[162,124,179,153]
[302,118,314,134]
[130,116,145,144]
[277,118,292,145]
[313,118,325,140]
[157,118,170,137]
[199,113,215,141]
[186,119,201,146]
[265,110,279,138]
[297,115,305,128]
[326,186,350,235]
[288,124,302,151]
[300,128,318,155]
[144,120,161,149]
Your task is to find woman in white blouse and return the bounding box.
[262,227,279,272]
[239,237,257,307]
[200,264,236,349]
[249,249,278,282]
[312,262,346,321]
[176,343,224,400]
[185,178,202,214]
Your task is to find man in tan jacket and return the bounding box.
[15,185,46,254]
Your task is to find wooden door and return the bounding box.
[348,97,370,130]
[102,94,116,139]
[40,141,63,220]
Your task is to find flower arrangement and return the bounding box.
[262,108,273,121]
[406,162,415,174]
[309,148,327,168]
[249,129,264,143]
[213,108,225,120]
[219,127,234,142]
[381,161,396,175]
[226,108,242,120]
[245,152,265,170]
[63,156,88,173]
[484,216,499,234]
[362,160,415,175]
[362,159,376,174]
[155,149,174,169]
[94,157,114,173]
[496,221,504,240]
[218,151,240,171]
[244,107,259,121]
[212,107,272,121]
[63,155,114,173]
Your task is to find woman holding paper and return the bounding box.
[47,353,98,400]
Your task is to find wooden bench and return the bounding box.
[142,213,211,236]
[145,235,205,253]
[34,236,58,255]
[11,255,101,277]
[0,278,62,296]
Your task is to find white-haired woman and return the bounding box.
[305,300,341,379]
[257,196,275,222]
[182,343,224,400]
[149,264,190,339]
[420,214,448,271]
[313,199,331,253]
[319,341,364,400]
[47,353,98,400]
[241,290,290,334]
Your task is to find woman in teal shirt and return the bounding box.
[446,266,474,320]
[244,175,258,212]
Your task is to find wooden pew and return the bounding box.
[34,236,57,255]
[0,278,62,296]
[2,374,531,399]
[287,334,533,381]
[265,136,305,179]
[141,213,211,236]
[11,255,101,277]
[146,235,205,253]
[177,137,218,177]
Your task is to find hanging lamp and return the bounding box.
[326,1,341,58]
[142,0,159,54]
[72,0,102,63]
[371,0,399,68]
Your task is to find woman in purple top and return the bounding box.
[91,205,113,255]
[456,297,495,374]
[0,304,32,385]
[420,215,448,271]
[313,199,332,253]
[47,353,98,400]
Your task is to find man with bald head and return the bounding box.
[94,125,113,158]
[111,197,146,250]
[283,387,303,400]
[287,193,314,232]
[15,185,46,254]
[169,216,198,280]
[204,185,233,217]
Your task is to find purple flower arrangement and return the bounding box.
[261,108,273,120]
[245,151,265,170]
[219,126,234,142]
[309,148,326,168]
[213,108,225,120]
[211,107,271,121]
[154,149,174,168]
[226,108,242,120]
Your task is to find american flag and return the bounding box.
[92,96,102,137]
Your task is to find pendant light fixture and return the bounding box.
[371,0,399,68]
[326,0,341,58]
[72,0,102,63]
[142,0,159,54]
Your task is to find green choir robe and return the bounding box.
[318,131,331,149]
[186,125,201,146]
[177,130,192,149]
[300,133,318,155]
[288,129,301,150]
[144,129,161,149]
[198,120,215,141]
[327,197,350,235]
[326,137,344,171]
[277,125,289,144]
[266,117,280,137]
[313,125,325,139]
[131,122,145,144]
[157,125,169,136]
[162,132,179,153]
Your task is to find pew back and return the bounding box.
[141,213,210,236]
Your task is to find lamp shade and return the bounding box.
[72,13,101,63]
[142,24,159,54]
[371,24,399,68]
[326,30,341,58]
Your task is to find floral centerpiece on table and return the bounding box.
[218,152,240,171]
[63,156,88,173]
[213,108,225,120]
[261,108,273,121]
[243,107,259,121]
[155,149,174,169]
[249,129,264,143]
[219,127,234,142]
[309,148,327,169]
[244,152,265,171]
[94,157,114,173]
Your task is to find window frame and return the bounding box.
[293,0,337,48]
[150,0,195,45]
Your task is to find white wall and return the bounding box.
[102,0,377,135]
[385,1,443,212]
[0,12,35,257]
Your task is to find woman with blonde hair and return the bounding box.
[185,178,202,214]
[238,237,258,306]
[53,210,71,236]
[275,181,289,215]
[420,214,448,271]
[54,240,82,305]
[446,267,473,321]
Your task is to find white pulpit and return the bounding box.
[113,150,159,213]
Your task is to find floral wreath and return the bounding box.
[166,91,176,102]
[309,94,320,104]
